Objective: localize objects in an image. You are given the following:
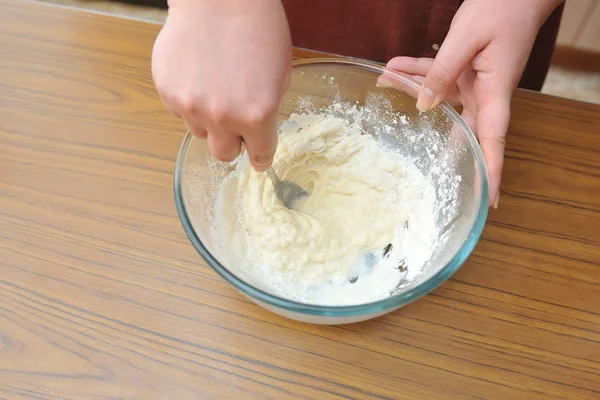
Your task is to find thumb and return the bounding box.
[417,21,485,112]
[243,114,278,173]
[475,81,512,208]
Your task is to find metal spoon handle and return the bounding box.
[266,167,280,186]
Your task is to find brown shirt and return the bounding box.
[282,0,564,91]
[282,0,459,62]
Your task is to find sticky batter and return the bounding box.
[216,113,437,305]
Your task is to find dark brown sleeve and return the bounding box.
[282,0,561,91]
[519,3,564,91]
[282,0,458,63]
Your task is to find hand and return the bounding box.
[152,0,292,171]
[386,0,562,208]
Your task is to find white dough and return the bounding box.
[215,113,437,305]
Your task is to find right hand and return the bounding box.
[152,0,292,171]
[385,0,562,208]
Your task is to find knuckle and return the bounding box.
[479,132,507,148]
[206,98,231,125]
[429,63,454,88]
[153,79,169,98]
[154,82,178,108]
[496,135,507,147]
[175,92,202,115]
[192,129,207,139]
[243,101,277,125]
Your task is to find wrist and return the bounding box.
[529,0,565,26]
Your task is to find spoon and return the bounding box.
[266,167,309,209]
[348,243,395,283]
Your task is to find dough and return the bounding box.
[217,113,431,291]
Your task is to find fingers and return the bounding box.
[476,84,511,209]
[181,103,277,169]
[184,119,207,138]
[386,56,433,76]
[181,106,277,170]
[207,130,243,163]
[417,22,485,112]
[384,57,462,107]
[195,129,208,139]
[203,125,276,170]
[243,120,278,172]
[460,108,477,134]
[198,116,277,169]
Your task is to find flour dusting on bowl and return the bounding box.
[212,98,452,306]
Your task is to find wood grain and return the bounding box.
[1,0,599,399]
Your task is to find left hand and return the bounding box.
[385,0,562,208]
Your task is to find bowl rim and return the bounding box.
[174,58,489,317]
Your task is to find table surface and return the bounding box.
[1,0,599,399]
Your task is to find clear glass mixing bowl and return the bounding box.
[174,59,489,324]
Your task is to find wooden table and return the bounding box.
[1,0,599,398]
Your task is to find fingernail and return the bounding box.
[416,86,436,112]
[252,161,272,173]
[253,165,268,173]
[493,191,500,209]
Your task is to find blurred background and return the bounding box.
[39,0,600,105]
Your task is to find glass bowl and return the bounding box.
[174,58,489,324]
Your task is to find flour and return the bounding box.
[213,98,450,306]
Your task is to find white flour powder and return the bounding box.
[213,98,449,306]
